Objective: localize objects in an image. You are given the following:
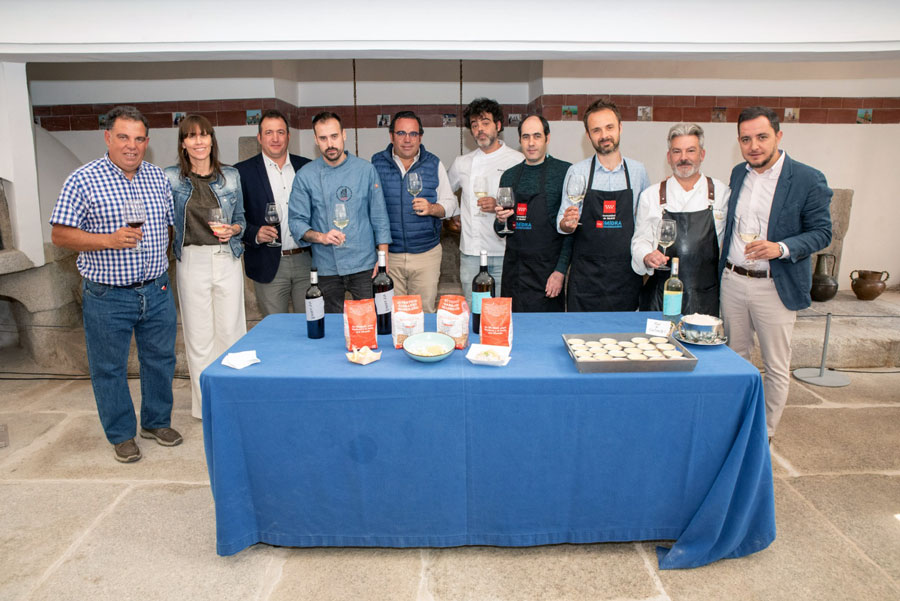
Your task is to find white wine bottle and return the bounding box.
[663,257,684,323]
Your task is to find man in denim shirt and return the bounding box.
[289,112,392,312]
[50,106,182,464]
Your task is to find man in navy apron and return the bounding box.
[493,115,572,312]
[632,123,730,316]
[558,99,650,312]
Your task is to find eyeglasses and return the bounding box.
[393,131,421,139]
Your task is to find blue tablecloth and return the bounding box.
[201,312,775,569]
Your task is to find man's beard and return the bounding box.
[747,149,777,169]
[674,161,700,178]
[476,133,497,150]
[593,138,619,156]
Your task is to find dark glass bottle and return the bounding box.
[471,250,495,334]
[372,250,394,335]
[305,268,325,339]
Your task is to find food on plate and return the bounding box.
[619,341,635,348]
[637,343,655,351]
[631,336,649,344]
[599,337,617,344]
[664,350,684,358]
[609,350,627,357]
[627,353,648,361]
[567,338,585,345]
[346,346,382,365]
[650,336,669,344]
[656,343,676,351]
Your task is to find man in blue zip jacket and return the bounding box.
[371,111,458,312]
[289,112,392,313]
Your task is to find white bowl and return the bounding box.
[402,332,455,363]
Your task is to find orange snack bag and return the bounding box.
[436,295,470,349]
[343,299,378,350]
[479,297,513,347]
[392,295,424,348]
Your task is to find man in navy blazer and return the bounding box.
[719,106,832,440]
[237,109,311,316]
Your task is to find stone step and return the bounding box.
[785,290,900,369]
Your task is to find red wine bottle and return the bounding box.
[305,268,325,339]
[471,250,495,334]
[372,250,394,335]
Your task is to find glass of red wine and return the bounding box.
[123,197,146,253]
[264,202,281,247]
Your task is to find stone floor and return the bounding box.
[2,352,899,600]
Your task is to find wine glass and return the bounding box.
[407,172,423,197]
[566,174,586,226]
[473,176,489,217]
[737,214,762,269]
[656,219,677,271]
[333,202,348,247]
[123,197,146,253]
[496,187,515,234]
[208,207,229,255]
[264,202,281,248]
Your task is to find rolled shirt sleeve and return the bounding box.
[367,167,392,246]
[435,161,458,219]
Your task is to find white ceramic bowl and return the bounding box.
[402,332,455,363]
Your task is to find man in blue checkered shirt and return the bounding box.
[50,105,183,463]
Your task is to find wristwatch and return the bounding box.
[777,242,788,258]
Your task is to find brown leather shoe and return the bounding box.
[114,438,141,463]
[140,427,183,447]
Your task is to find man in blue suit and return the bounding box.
[236,109,311,316]
[719,106,832,440]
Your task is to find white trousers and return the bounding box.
[176,245,247,419]
[720,269,797,437]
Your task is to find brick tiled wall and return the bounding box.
[32,95,900,132]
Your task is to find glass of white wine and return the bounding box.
[208,207,229,255]
[656,218,677,271]
[566,174,586,226]
[737,214,761,269]
[407,172,423,197]
[333,202,349,247]
[473,176,489,217]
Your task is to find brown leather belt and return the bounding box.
[725,260,770,278]
[281,247,307,256]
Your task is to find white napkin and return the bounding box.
[222,350,260,369]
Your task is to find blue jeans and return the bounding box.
[459,253,504,307]
[82,273,177,444]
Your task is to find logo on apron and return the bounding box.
[516,203,528,222]
[336,186,352,202]
[602,200,617,220]
[595,220,623,229]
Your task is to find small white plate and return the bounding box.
[466,343,511,366]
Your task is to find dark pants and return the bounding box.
[319,270,373,313]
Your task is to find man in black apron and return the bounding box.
[558,99,650,312]
[633,123,729,316]
[493,115,572,312]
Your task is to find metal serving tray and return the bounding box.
[562,332,698,373]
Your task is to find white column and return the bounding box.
[0,62,44,267]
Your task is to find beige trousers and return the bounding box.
[176,245,247,419]
[388,244,443,313]
[720,268,797,437]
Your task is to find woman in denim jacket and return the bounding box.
[165,115,247,419]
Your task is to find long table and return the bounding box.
[200,312,775,569]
